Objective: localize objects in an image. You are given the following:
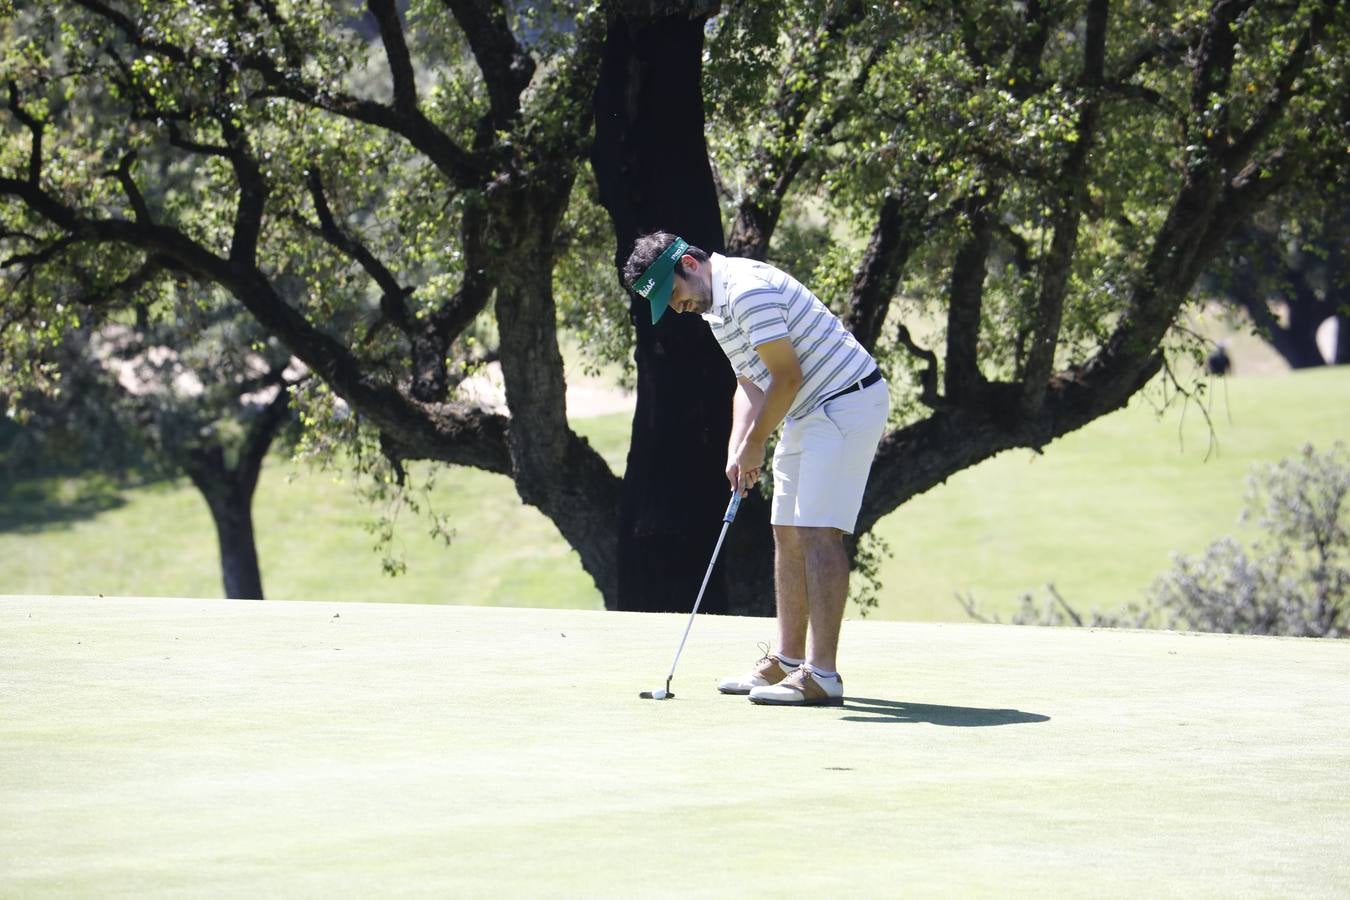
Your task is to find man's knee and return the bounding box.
[773,524,803,555]
[781,525,844,556]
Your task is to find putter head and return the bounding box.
[639,675,675,700]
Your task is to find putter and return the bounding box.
[641,489,743,700]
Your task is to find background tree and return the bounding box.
[1,0,629,601]
[89,308,300,601]
[1206,187,1347,369]
[3,290,299,599]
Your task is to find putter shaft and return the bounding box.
[660,491,742,689]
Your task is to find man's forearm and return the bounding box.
[743,375,800,447]
[729,381,763,457]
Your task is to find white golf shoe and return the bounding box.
[748,666,844,707]
[717,652,796,695]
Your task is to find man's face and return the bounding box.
[667,255,713,316]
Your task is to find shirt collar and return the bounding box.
[700,252,729,325]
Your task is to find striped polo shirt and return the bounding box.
[701,253,877,420]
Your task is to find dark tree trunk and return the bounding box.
[1229,258,1331,369]
[843,191,927,354]
[184,446,266,600]
[592,9,775,615]
[1225,212,1346,370]
[179,388,292,601]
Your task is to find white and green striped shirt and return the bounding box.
[701,253,877,420]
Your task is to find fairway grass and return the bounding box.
[875,365,1350,620]
[3,596,1348,898]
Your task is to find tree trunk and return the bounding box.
[493,198,623,603]
[184,447,265,600]
[592,10,775,615]
[1229,265,1328,369]
[179,387,292,601]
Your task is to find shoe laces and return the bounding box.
[754,640,772,665]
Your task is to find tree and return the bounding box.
[90,312,300,600]
[2,0,628,600]
[5,302,299,600]
[2,1,1346,614]
[590,2,754,614]
[699,0,1347,544]
[1208,188,1347,369]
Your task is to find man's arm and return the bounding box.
[729,337,803,494]
[727,378,763,493]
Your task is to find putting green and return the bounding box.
[2,596,1347,897]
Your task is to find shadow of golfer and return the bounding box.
[840,697,1049,726]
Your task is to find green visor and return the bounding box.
[632,237,689,324]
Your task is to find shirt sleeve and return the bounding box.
[732,289,790,350]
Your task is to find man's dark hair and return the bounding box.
[622,231,710,289]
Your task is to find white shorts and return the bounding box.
[770,380,889,533]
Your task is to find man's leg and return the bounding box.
[746,525,849,706]
[799,526,849,672]
[773,524,808,660]
[716,523,807,695]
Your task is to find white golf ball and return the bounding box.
[652,689,667,699]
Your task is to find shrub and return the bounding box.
[962,443,1350,638]
[1149,442,1349,638]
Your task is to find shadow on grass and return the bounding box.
[840,697,1050,726]
[0,473,134,534]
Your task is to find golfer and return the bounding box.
[624,233,889,706]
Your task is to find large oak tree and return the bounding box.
[2,0,1345,611]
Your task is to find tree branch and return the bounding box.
[726,0,872,259]
[1112,30,1193,84]
[111,152,153,224]
[68,253,171,308]
[1,234,78,283]
[1019,0,1107,413]
[895,323,941,409]
[1224,0,1334,167]
[844,190,927,353]
[70,0,190,64]
[304,166,414,334]
[237,367,297,497]
[945,188,1000,401]
[1008,0,1051,95]
[243,52,483,189]
[6,81,44,185]
[366,0,421,116]
[219,115,266,268]
[1189,0,1258,151]
[439,0,536,129]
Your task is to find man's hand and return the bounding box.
[728,439,766,495]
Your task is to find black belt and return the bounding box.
[821,368,882,404]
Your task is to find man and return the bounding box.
[624,233,889,707]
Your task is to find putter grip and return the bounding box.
[723,490,742,523]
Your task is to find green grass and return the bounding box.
[2,368,1347,620]
[3,596,1348,897]
[0,413,630,609]
[877,365,1350,621]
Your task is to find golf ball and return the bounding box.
[652,689,667,699]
